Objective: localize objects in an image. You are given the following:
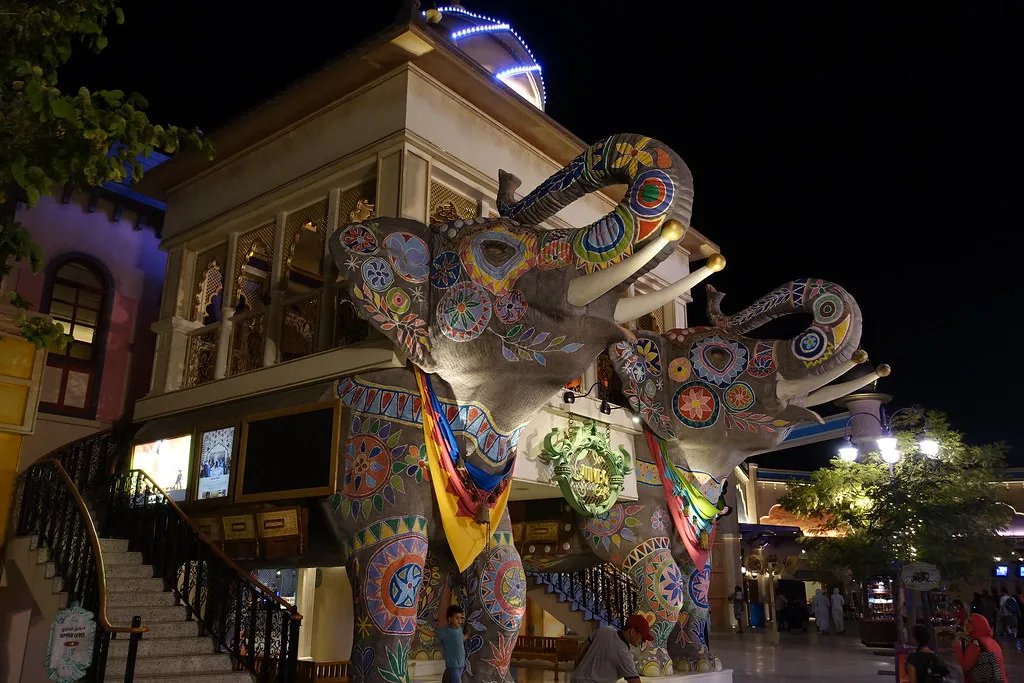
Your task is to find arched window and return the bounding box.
[38,257,110,418]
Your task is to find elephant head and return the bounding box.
[611,278,873,480]
[331,134,722,430]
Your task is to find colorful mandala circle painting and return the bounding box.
[689,336,749,388]
[688,565,711,610]
[672,381,720,428]
[651,554,686,620]
[384,232,430,283]
[668,357,691,383]
[573,206,635,268]
[479,546,527,631]
[386,287,410,314]
[747,340,777,378]
[629,169,675,219]
[793,327,827,361]
[361,257,394,292]
[437,281,492,342]
[724,381,756,413]
[430,251,462,289]
[344,433,391,499]
[364,534,427,635]
[494,289,527,325]
[635,339,662,377]
[341,224,379,254]
[813,293,844,325]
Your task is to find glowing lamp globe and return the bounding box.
[876,436,898,453]
[880,449,902,465]
[918,436,940,458]
[838,445,859,462]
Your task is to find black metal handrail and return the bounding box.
[529,563,639,629]
[48,423,137,493]
[11,459,147,682]
[103,469,301,682]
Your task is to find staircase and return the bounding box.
[528,564,639,631]
[99,537,251,683]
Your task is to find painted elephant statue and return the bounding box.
[575,278,880,674]
[322,134,723,683]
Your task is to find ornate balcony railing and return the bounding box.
[11,459,148,682]
[184,323,219,387]
[47,426,133,493]
[102,470,301,682]
[528,563,639,629]
[228,310,267,376]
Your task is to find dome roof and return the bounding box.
[425,4,546,110]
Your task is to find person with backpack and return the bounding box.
[956,613,1007,683]
[997,587,1019,637]
[905,624,950,683]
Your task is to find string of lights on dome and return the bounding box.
[425,5,547,105]
[494,64,542,79]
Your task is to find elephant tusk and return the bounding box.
[776,350,870,402]
[612,253,726,324]
[803,363,891,407]
[567,220,686,308]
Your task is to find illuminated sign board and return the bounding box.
[131,435,192,502]
[538,419,631,517]
[198,427,234,499]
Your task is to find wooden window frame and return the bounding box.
[38,254,114,420]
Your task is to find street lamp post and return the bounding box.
[833,405,939,681]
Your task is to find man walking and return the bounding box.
[571,614,653,683]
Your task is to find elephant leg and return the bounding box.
[461,514,526,683]
[410,547,455,662]
[666,556,721,673]
[346,520,430,683]
[622,537,684,677]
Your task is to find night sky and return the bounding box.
[60,2,1021,467]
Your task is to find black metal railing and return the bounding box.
[529,563,639,628]
[103,469,301,682]
[11,459,147,682]
[49,424,136,493]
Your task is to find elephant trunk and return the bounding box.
[708,279,863,380]
[497,134,694,288]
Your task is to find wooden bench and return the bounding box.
[513,636,580,681]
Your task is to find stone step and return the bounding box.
[105,672,251,683]
[100,538,131,553]
[106,653,235,677]
[107,590,176,607]
[108,604,188,624]
[105,551,145,566]
[137,620,200,640]
[108,635,214,658]
[106,577,167,593]
[107,562,155,579]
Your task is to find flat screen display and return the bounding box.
[198,427,234,499]
[995,565,1009,577]
[237,401,341,502]
[131,435,192,502]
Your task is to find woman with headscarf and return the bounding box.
[956,613,1007,683]
[831,588,846,634]
[812,588,831,635]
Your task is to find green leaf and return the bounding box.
[391,476,405,494]
[96,35,108,50]
[506,324,522,339]
[115,8,125,24]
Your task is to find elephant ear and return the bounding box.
[609,332,677,440]
[329,217,434,369]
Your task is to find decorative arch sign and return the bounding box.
[538,419,631,516]
[45,602,96,682]
[901,562,941,592]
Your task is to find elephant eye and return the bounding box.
[481,240,517,266]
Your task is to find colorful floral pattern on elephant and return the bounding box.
[629,169,675,219]
[437,280,492,341]
[688,565,711,610]
[494,289,527,325]
[492,325,583,365]
[573,206,635,271]
[485,632,517,678]
[537,229,573,270]
[352,283,430,360]
[377,642,410,683]
[384,232,429,283]
[650,508,669,531]
[668,356,691,383]
[792,327,828,362]
[479,545,527,630]
[411,554,445,659]
[430,250,462,289]
[361,257,394,292]
[723,381,755,412]
[385,287,410,314]
[689,335,749,387]
[364,534,427,635]
[339,417,419,520]
[460,228,537,295]
[672,381,720,428]
[582,503,644,549]
[647,551,686,621]
[747,339,776,378]
[635,338,662,377]
[340,223,379,254]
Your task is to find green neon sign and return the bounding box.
[539,419,632,517]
